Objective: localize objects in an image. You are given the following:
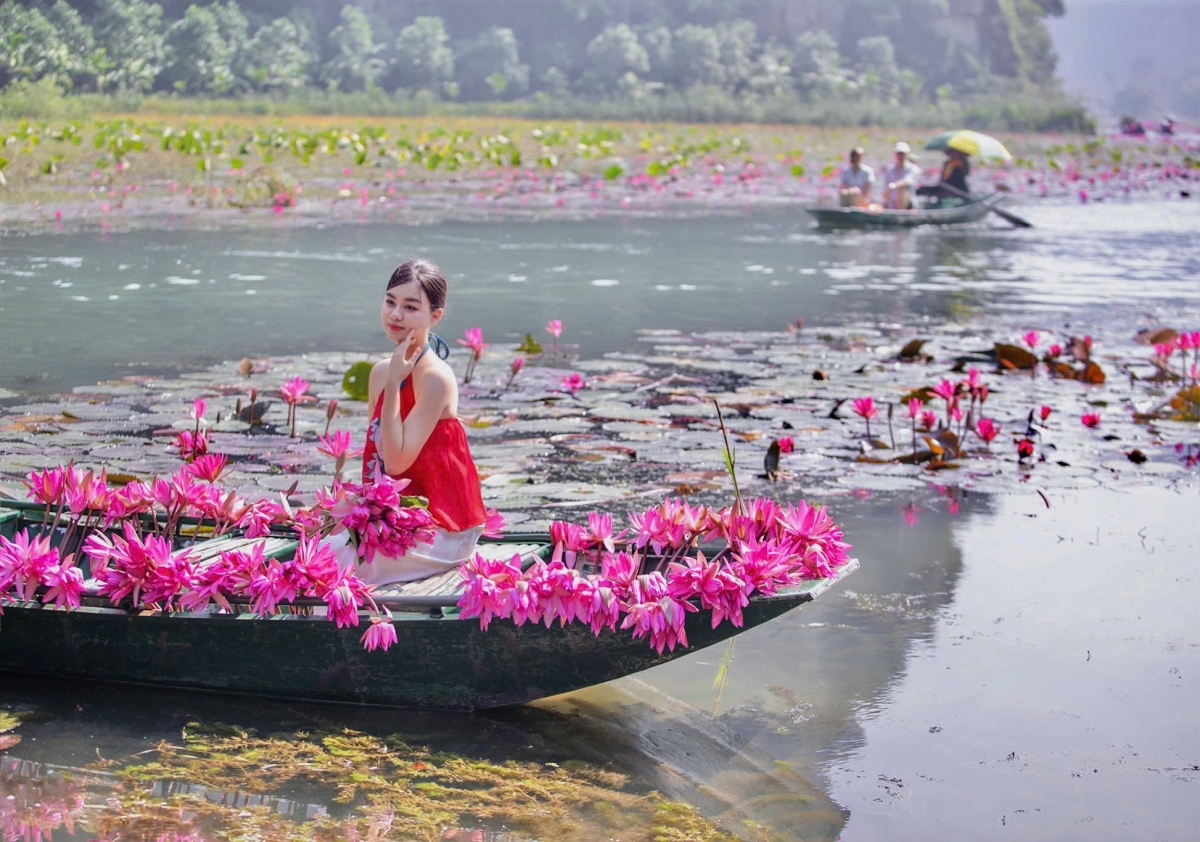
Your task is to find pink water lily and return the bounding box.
[317,430,357,460]
[175,428,209,461]
[931,379,957,404]
[620,572,697,653]
[457,552,522,630]
[482,507,507,539]
[25,466,67,507]
[280,376,311,405]
[905,398,924,453]
[318,430,361,480]
[562,372,585,395]
[975,417,1000,447]
[324,398,339,435]
[851,396,879,441]
[186,453,228,483]
[361,609,398,652]
[1081,412,1101,428]
[504,356,525,391]
[546,319,563,353]
[41,559,85,610]
[280,376,314,437]
[457,328,487,383]
[457,327,486,355]
[1,529,60,603]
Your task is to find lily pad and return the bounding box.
[342,361,374,402]
[995,343,1037,371]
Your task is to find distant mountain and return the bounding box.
[1048,0,1200,118]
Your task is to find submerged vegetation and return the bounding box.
[1,717,755,840]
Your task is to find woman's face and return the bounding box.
[380,280,443,346]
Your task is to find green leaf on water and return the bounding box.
[790,163,806,177]
[516,333,543,355]
[230,157,244,169]
[604,163,624,180]
[342,361,374,401]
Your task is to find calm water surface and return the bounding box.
[1,200,1197,394]
[2,200,1199,839]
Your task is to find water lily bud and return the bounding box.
[327,399,339,420]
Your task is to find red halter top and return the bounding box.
[361,377,486,534]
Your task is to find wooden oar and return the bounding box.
[939,183,1033,228]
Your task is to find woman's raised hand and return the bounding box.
[386,332,424,388]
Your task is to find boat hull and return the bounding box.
[0,563,855,710]
[804,198,996,228]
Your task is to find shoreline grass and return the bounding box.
[0,78,1094,133]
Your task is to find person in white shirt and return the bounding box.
[838,147,875,207]
[881,141,922,209]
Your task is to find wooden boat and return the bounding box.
[0,505,857,710]
[804,194,1000,228]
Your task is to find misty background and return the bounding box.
[1,0,1196,120]
[1048,0,1200,119]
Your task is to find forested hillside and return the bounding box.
[1,0,1088,128]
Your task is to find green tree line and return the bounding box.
[2,0,1067,105]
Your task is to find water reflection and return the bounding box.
[634,490,977,781]
[2,202,1197,395]
[6,485,1193,838]
[0,491,971,841]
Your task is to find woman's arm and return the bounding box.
[376,361,452,476]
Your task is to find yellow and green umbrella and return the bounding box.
[924,130,1012,162]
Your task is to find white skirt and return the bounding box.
[327,526,483,587]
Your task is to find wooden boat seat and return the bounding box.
[370,542,546,605]
[78,535,297,596]
[71,538,547,611]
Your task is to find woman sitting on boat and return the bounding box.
[332,258,487,585]
[916,148,970,206]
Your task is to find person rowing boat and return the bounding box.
[916,148,970,206]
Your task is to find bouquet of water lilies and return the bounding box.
[457,497,851,654]
[309,475,440,566]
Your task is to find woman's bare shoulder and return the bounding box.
[367,358,390,404]
[417,355,455,394]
